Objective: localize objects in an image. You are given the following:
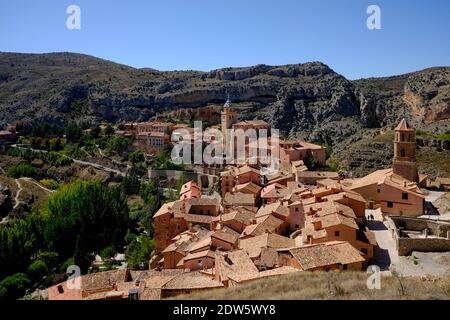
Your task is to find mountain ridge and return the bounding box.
[0,52,449,147]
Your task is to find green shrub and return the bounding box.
[125,235,154,270]
[0,273,30,301]
[27,260,48,283]
[39,179,59,190]
[100,246,117,260]
[6,163,37,178]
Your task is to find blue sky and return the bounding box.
[0,0,449,79]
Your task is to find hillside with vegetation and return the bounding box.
[1,52,449,176]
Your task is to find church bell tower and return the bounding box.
[392,118,419,183]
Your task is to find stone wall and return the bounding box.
[397,238,450,256]
[387,216,450,256]
[390,216,450,237]
[148,169,217,189]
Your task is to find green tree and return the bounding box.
[65,123,82,143]
[122,172,140,195]
[43,181,129,264]
[100,246,117,260]
[125,236,154,270]
[106,136,129,155]
[73,235,91,274]
[27,260,48,284]
[129,150,145,164]
[0,273,30,301]
[7,163,37,179]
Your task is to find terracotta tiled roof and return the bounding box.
[215,250,259,283]
[256,202,289,219]
[395,118,413,131]
[323,191,366,204]
[184,214,214,225]
[81,269,130,293]
[162,271,224,290]
[223,192,255,206]
[219,211,255,225]
[235,181,262,194]
[241,215,286,238]
[237,165,262,176]
[310,213,359,230]
[211,230,239,244]
[153,201,175,218]
[287,241,365,270]
[258,266,301,278]
[239,233,295,258]
[304,201,356,219]
[183,249,216,262]
[139,288,162,300]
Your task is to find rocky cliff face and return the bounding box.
[0,52,449,148]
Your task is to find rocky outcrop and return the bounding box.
[0,52,449,147]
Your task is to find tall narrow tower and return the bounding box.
[221,96,236,155]
[392,118,419,183]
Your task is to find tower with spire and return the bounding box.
[221,94,237,155]
[392,118,419,183]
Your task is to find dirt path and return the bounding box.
[13,178,23,209]
[21,177,55,194]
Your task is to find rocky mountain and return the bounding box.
[0,52,449,174]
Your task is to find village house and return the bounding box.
[342,119,427,217]
[241,214,289,239]
[47,269,135,301]
[211,209,255,234]
[153,197,220,255]
[346,169,425,216]
[279,139,326,168]
[239,233,295,268]
[222,192,258,212]
[179,180,201,200]
[278,241,366,271]
[301,201,376,264]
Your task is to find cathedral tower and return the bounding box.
[392,118,419,183]
[221,96,236,154]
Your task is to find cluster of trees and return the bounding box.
[0,180,131,300]
[151,150,185,170]
[7,148,72,168]
[16,121,126,157]
[6,163,37,178]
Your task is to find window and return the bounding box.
[334,231,340,237]
[387,201,393,208]
[361,248,368,255]
[343,264,348,270]
[295,207,299,212]
[401,149,405,157]
[402,192,408,200]
[377,188,380,193]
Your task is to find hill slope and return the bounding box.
[0,52,449,175]
[172,271,450,300]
